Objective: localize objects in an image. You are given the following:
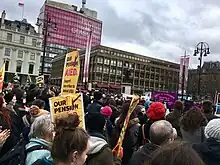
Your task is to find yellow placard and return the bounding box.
[0,63,5,92]
[114,95,139,157]
[49,93,85,128]
[36,75,44,84]
[61,51,80,95]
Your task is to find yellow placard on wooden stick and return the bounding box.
[114,95,139,157]
[49,93,85,128]
[61,51,80,95]
[0,63,5,92]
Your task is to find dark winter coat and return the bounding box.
[128,143,159,165]
[86,132,121,165]
[193,138,220,165]
[87,100,103,113]
[111,118,140,165]
[204,113,218,122]
[0,110,22,157]
[166,110,182,137]
[137,119,154,147]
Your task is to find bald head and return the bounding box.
[150,120,174,145]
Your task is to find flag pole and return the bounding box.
[18,3,24,20]
[22,6,24,20]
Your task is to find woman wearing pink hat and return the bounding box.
[101,106,113,139]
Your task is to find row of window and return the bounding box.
[99,49,178,69]
[96,58,123,67]
[93,75,175,88]
[95,58,177,75]
[96,66,122,75]
[4,48,36,60]
[6,33,39,47]
[4,60,35,74]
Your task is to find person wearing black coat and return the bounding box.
[87,91,103,113]
[166,100,183,138]
[111,102,140,165]
[202,100,218,122]
[0,95,22,157]
[128,120,175,165]
[193,119,220,165]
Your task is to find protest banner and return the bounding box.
[61,50,80,95]
[36,75,44,85]
[152,91,177,109]
[113,95,139,157]
[0,63,5,92]
[49,93,85,128]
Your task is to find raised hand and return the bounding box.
[0,129,10,145]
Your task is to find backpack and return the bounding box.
[0,139,49,165]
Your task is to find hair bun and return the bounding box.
[55,112,80,132]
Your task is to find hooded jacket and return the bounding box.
[193,138,220,165]
[25,138,52,165]
[86,133,121,165]
[128,143,159,165]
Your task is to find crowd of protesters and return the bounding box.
[0,82,219,165]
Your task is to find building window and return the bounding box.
[20,36,25,44]
[4,60,9,71]
[117,70,122,75]
[32,39,37,47]
[134,79,138,85]
[111,60,116,66]
[104,59,110,65]
[103,67,109,73]
[4,48,11,56]
[103,76,108,81]
[30,53,35,60]
[16,61,22,73]
[110,69,115,74]
[97,57,103,63]
[7,33,12,42]
[135,71,139,77]
[95,76,102,81]
[28,64,34,74]
[117,61,122,67]
[96,66,102,72]
[17,50,23,58]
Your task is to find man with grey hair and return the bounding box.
[128,120,176,165]
[25,115,54,165]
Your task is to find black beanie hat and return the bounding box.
[94,91,102,100]
[87,112,106,132]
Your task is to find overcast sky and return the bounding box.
[1,0,220,68]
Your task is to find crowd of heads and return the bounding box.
[0,83,220,165]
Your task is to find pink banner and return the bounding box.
[178,57,184,94]
[83,30,92,84]
[184,57,190,92]
[179,56,190,94]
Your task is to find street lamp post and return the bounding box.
[36,13,57,75]
[193,42,210,99]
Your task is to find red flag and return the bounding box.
[18,2,24,6]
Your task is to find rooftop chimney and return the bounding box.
[1,10,6,25]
